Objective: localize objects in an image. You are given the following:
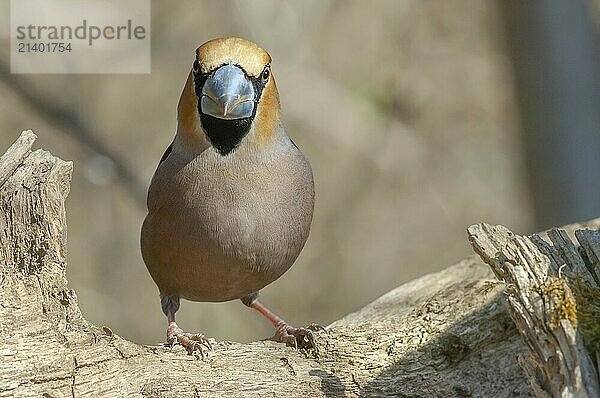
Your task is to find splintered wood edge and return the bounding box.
[0,131,534,397]
[0,130,37,187]
[467,222,600,397]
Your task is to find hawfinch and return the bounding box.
[141,37,320,354]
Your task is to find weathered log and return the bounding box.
[0,131,532,397]
[468,222,600,397]
[0,130,37,189]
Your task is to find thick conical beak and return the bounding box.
[200,64,255,120]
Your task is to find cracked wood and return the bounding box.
[468,222,600,397]
[0,131,532,397]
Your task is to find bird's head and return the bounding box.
[177,37,281,156]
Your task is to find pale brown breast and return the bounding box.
[141,137,314,302]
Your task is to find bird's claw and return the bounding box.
[166,322,211,358]
[306,323,327,333]
[272,321,325,353]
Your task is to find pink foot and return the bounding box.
[272,322,326,352]
[166,322,211,357]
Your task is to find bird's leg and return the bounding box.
[241,292,325,351]
[161,295,211,356]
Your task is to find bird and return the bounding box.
[141,37,321,355]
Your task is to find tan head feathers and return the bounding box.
[196,37,272,77]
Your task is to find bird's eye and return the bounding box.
[193,60,200,73]
[261,66,270,82]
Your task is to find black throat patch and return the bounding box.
[198,114,253,156]
[194,64,266,156]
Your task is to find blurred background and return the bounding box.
[1,0,599,345]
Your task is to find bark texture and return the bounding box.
[469,222,600,397]
[1,131,535,397]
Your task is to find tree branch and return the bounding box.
[469,222,600,397]
[0,131,534,397]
